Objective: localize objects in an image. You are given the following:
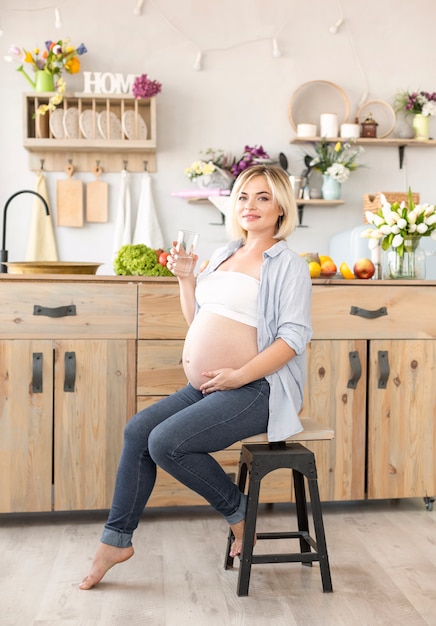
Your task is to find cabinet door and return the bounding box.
[53,339,136,511]
[301,339,367,501]
[137,340,187,396]
[367,339,436,500]
[0,340,53,513]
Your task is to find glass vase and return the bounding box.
[382,237,426,279]
[321,175,341,200]
[412,114,430,141]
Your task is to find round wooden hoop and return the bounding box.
[288,80,350,131]
[356,99,396,138]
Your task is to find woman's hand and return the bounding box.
[166,241,198,278]
[200,368,244,394]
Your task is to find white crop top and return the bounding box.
[195,271,259,327]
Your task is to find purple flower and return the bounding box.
[132,73,162,99]
[231,145,270,176]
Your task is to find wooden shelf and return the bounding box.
[296,199,344,206]
[23,92,157,172]
[291,136,436,168]
[290,136,436,146]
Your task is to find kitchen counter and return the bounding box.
[1,273,436,286]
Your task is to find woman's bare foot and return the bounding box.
[79,542,134,590]
[229,519,257,557]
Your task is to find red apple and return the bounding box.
[353,258,375,279]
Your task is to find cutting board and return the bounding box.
[56,164,84,227]
[86,165,108,222]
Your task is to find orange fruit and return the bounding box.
[319,255,334,265]
[308,261,321,278]
[340,261,355,279]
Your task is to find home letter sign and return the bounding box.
[83,72,137,94]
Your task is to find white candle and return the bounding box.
[320,113,338,138]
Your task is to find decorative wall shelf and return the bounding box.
[290,136,436,168]
[23,93,157,172]
[296,199,344,226]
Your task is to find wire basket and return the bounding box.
[363,192,420,223]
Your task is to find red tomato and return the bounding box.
[158,251,170,266]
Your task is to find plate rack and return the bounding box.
[23,93,157,172]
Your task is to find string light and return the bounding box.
[272,38,281,58]
[193,51,203,71]
[0,3,66,36]
[55,7,63,29]
[133,0,145,16]
[329,0,344,34]
[329,17,344,34]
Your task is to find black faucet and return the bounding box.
[1,190,50,273]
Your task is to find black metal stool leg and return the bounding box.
[293,468,312,566]
[225,459,248,570]
[307,477,333,592]
[236,476,261,596]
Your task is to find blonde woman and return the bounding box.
[80,165,312,590]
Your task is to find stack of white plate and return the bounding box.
[49,108,148,140]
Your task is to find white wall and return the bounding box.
[1,0,436,272]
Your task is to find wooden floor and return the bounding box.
[1,498,436,626]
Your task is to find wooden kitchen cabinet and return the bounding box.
[302,282,436,505]
[0,281,137,513]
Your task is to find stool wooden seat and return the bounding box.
[224,417,334,597]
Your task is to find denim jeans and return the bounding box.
[101,379,270,548]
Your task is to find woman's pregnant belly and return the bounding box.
[182,310,259,389]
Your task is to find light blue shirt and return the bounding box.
[197,239,313,441]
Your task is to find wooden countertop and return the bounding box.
[0,273,435,286]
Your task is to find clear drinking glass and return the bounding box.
[174,230,199,276]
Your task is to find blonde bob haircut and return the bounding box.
[226,165,298,242]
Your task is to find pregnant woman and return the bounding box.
[80,164,312,590]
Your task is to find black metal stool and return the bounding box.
[224,418,334,597]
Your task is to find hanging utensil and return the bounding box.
[278,152,291,174]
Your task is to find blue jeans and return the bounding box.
[101,379,270,548]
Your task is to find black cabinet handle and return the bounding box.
[33,304,77,318]
[378,350,390,389]
[347,350,362,389]
[64,352,76,392]
[350,306,387,319]
[32,352,43,393]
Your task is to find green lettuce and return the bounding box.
[113,244,173,276]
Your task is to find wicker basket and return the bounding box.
[363,192,420,223]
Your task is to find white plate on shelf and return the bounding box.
[63,107,80,139]
[79,109,101,139]
[97,111,122,139]
[49,108,65,138]
[122,110,148,140]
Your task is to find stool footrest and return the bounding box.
[257,531,318,551]
[250,553,320,565]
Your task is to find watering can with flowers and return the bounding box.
[6,39,87,113]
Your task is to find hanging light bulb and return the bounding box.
[272,38,281,58]
[329,17,344,34]
[193,51,203,71]
[55,8,63,29]
[133,0,145,16]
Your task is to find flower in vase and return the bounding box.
[308,139,363,179]
[394,90,436,117]
[361,188,436,256]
